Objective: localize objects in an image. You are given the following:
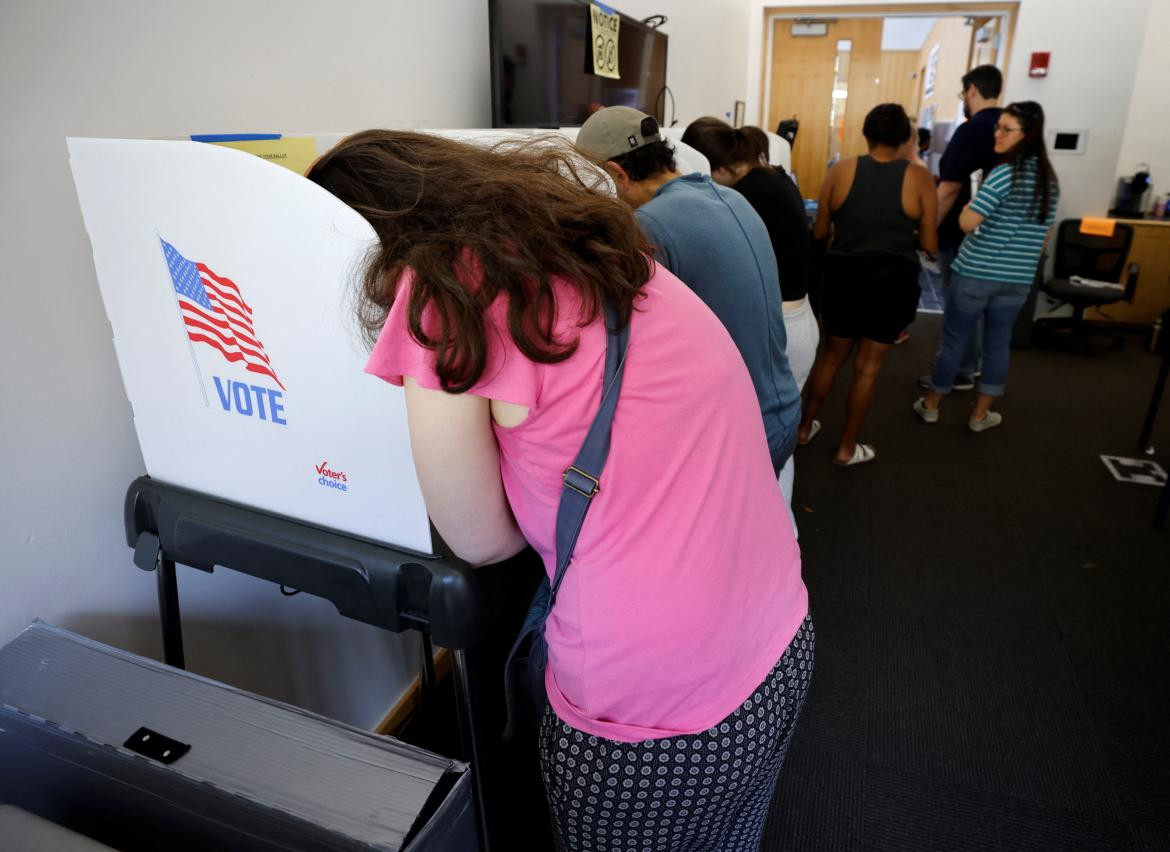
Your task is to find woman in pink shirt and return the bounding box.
[308,130,812,852]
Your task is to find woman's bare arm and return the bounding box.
[402,377,529,565]
[812,165,838,240]
[958,204,984,234]
[911,163,938,253]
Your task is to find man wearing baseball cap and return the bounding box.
[577,106,802,486]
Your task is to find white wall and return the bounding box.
[747,0,1155,220]
[0,0,491,729]
[617,0,754,127]
[1115,0,1170,204]
[1003,0,1151,220]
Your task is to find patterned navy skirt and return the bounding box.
[538,614,814,851]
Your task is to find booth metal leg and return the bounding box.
[451,649,491,852]
[156,556,186,670]
[419,634,437,706]
[1139,356,1169,452]
[1139,349,1170,529]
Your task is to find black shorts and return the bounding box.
[822,253,921,344]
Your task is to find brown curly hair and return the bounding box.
[306,130,653,393]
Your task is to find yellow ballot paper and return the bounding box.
[211,137,319,176]
[590,2,620,80]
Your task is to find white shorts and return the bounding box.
[783,298,819,392]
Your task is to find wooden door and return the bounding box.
[840,21,886,161]
[767,17,883,199]
[877,51,922,120]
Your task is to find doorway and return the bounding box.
[762,4,1017,198]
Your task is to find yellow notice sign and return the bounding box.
[1079,217,1117,237]
[211,137,319,176]
[590,3,620,80]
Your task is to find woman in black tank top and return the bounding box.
[794,104,938,466]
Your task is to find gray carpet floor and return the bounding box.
[762,315,1170,851]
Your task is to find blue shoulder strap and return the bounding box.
[549,299,629,606]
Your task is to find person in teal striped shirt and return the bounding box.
[913,101,1059,433]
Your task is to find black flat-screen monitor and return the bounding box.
[490,0,668,128]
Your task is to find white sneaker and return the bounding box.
[913,397,939,424]
[968,411,1003,433]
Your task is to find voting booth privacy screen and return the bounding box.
[68,137,433,554]
[66,129,677,558]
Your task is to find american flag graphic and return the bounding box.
[160,237,285,390]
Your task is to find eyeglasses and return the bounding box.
[994,124,1023,135]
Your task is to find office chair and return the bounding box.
[1034,218,1139,354]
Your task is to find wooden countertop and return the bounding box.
[1110,217,1170,228]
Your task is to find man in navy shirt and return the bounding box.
[922,65,1002,390]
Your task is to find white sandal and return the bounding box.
[797,419,822,445]
[834,443,876,467]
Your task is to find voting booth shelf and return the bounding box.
[123,475,551,852]
[0,621,477,852]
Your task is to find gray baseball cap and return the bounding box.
[576,106,663,161]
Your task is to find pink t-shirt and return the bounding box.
[366,263,807,742]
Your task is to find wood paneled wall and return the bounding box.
[917,16,973,125]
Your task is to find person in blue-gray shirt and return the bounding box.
[577,106,801,483]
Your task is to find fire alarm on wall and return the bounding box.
[1029,52,1051,78]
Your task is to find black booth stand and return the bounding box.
[1138,308,1170,529]
[123,476,551,851]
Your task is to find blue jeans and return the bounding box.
[931,274,1029,397]
[936,246,981,378]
